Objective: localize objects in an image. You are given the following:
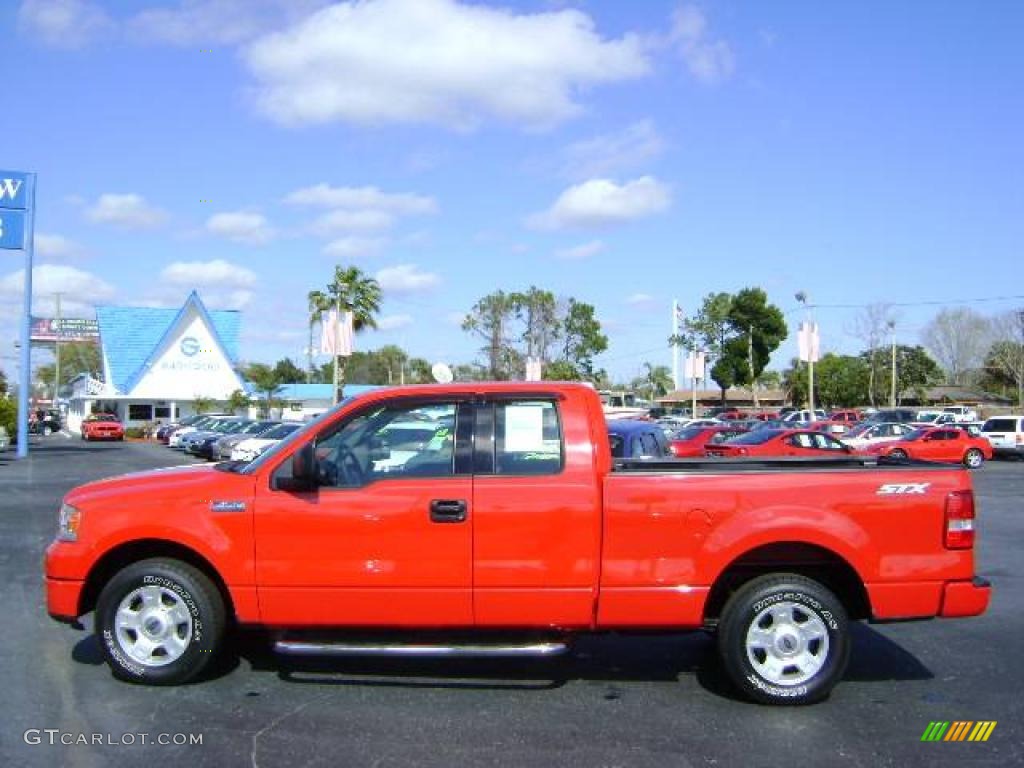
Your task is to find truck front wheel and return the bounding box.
[94,558,226,685]
[717,573,850,705]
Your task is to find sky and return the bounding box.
[1,0,1022,386]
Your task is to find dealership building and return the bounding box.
[66,291,246,433]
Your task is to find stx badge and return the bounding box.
[877,483,931,495]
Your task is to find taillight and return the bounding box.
[670,445,681,457]
[736,447,748,456]
[1016,434,1023,445]
[944,490,976,549]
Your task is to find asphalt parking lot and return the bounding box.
[1,439,1021,768]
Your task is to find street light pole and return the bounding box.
[888,320,897,408]
[53,292,63,406]
[796,291,814,415]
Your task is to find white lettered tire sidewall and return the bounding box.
[718,574,851,705]
[95,559,226,685]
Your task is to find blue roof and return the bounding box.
[96,292,241,394]
[264,383,382,401]
[606,419,662,436]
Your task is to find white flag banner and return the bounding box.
[684,351,706,380]
[798,322,820,363]
[320,310,355,357]
[525,357,543,382]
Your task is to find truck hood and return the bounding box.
[64,463,252,508]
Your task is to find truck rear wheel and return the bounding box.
[717,573,850,705]
[95,558,226,685]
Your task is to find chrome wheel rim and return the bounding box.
[114,585,193,667]
[745,601,830,686]
[966,450,982,468]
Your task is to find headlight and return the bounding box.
[58,503,81,542]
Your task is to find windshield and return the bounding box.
[671,426,708,441]
[726,429,783,445]
[608,434,625,458]
[845,423,871,438]
[902,429,925,441]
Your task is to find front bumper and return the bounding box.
[46,577,85,622]
[939,577,992,618]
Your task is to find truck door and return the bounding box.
[253,399,475,626]
[470,397,602,627]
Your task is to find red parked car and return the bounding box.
[706,428,856,458]
[865,427,992,469]
[81,413,125,442]
[829,410,862,424]
[668,424,749,457]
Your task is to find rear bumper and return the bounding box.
[46,577,84,622]
[939,577,991,618]
[991,446,1024,457]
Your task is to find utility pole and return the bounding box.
[53,292,62,406]
[888,320,897,408]
[748,324,759,409]
[671,300,680,392]
[331,293,341,406]
[796,291,815,414]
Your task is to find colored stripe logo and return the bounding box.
[921,721,996,742]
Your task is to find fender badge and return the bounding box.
[210,500,248,513]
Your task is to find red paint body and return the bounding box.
[669,425,749,457]
[706,428,857,458]
[46,384,989,633]
[81,414,125,441]
[867,427,993,464]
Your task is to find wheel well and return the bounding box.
[79,539,235,619]
[703,542,871,624]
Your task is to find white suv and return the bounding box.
[943,405,979,423]
[981,415,1024,459]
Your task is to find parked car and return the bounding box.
[157,414,206,443]
[914,411,958,426]
[943,405,979,423]
[607,419,671,459]
[864,408,918,424]
[706,428,856,458]
[185,420,255,459]
[213,420,280,461]
[668,424,749,457]
[45,382,990,705]
[980,415,1024,459]
[865,427,993,468]
[841,421,919,450]
[29,409,62,436]
[81,413,124,441]
[168,415,232,449]
[828,409,861,424]
[781,409,828,424]
[230,422,303,462]
[810,420,850,436]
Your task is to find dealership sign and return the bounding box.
[30,317,100,343]
[0,173,29,250]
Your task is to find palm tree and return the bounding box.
[313,266,383,402]
[636,362,673,401]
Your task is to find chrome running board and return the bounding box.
[273,640,569,658]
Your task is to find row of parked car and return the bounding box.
[608,408,1024,469]
[157,414,303,462]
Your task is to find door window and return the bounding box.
[313,402,458,487]
[493,400,563,475]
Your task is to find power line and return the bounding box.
[791,294,1024,312]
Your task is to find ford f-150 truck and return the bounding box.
[45,383,991,704]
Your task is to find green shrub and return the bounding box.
[0,397,15,437]
[124,427,148,439]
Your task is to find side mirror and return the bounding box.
[288,442,319,490]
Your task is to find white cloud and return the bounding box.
[625,293,655,306]
[563,120,666,179]
[555,240,605,260]
[285,183,437,215]
[85,193,167,230]
[0,264,115,317]
[376,314,413,331]
[127,0,330,46]
[17,0,112,48]
[205,211,274,245]
[322,236,388,258]
[243,0,650,130]
[375,264,441,295]
[670,5,735,85]
[311,209,395,236]
[34,233,87,261]
[157,258,258,306]
[528,176,671,230]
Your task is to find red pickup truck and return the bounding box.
[45,383,990,704]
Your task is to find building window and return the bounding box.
[129,404,153,421]
[154,406,171,419]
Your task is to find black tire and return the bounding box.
[963,448,984,469]
[717,573,850,705]
[888,448,907,460]
[95,558,226,685]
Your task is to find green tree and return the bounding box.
[273,357,306,383]
[34,341,103,396]
[513,286,560,364]
[463,290,518,379]
[670,292,733,402]
[716,288,788,406]
[192,396,216,414]
[861,345,944,405]
[245,363,283,417]
[309,265,383,399]
[560,299,608,380]
[981,311,1024,406]
[782,358,807,407]
[226,389,251,415]
[812,354,870,408]
[632,362,673,400]
[407,357,433,384]
[543,360,583,381]
[0,369,7,397]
